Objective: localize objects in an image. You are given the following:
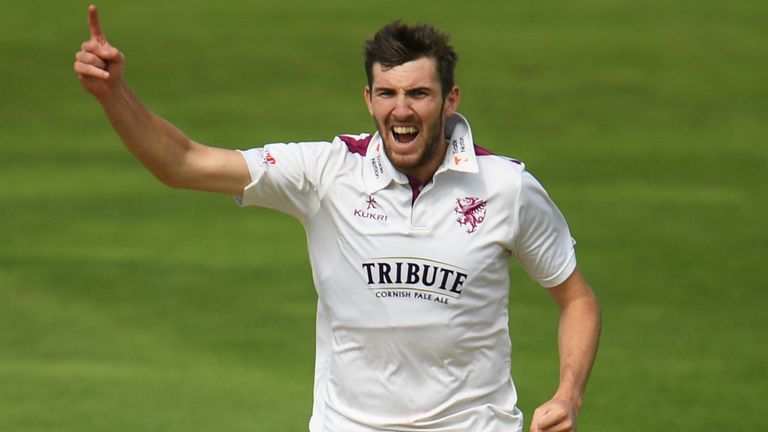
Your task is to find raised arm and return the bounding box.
[530,268,601,432]
[73,5,250,194]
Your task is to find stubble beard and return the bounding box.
[377,107,447,176]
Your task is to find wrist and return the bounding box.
[97,83,132,108]
[552,388,583,413]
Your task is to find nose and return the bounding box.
[391,94,413,120]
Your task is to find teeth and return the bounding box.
[393,126,418,134]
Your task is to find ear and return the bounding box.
[364,85,374,117]
[442,85,461,118]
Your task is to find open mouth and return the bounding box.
[392,126,419,144]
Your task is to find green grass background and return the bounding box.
[1,0,766,430]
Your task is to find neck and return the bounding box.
[402,138,447,184]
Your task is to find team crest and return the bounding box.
[455,196,487,234]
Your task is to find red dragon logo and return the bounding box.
[454,196,487,234]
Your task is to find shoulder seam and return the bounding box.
[338,134,372,157]
[474,144,523,165]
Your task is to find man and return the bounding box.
[74,5,600,432]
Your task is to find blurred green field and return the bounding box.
[1,0,766,430]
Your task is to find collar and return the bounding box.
[363,113,479,194]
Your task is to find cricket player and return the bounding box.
[74,5,601,431]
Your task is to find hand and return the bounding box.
[73,5,125,98]
[530,398,578,432]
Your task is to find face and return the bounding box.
[365,57,460,182]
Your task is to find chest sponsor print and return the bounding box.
[361,257,468,305]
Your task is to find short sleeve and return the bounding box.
[235,141,342,220]
[513,171,577,288]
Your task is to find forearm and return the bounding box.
[553,290,601,410]
[75,5,249,195]
[98,84,195,187]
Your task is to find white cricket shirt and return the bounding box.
[237,114,576,431]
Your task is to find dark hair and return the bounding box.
[364,20,459,98]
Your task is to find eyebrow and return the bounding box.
[373,85,436,95]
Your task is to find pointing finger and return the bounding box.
[88,5,107,44]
